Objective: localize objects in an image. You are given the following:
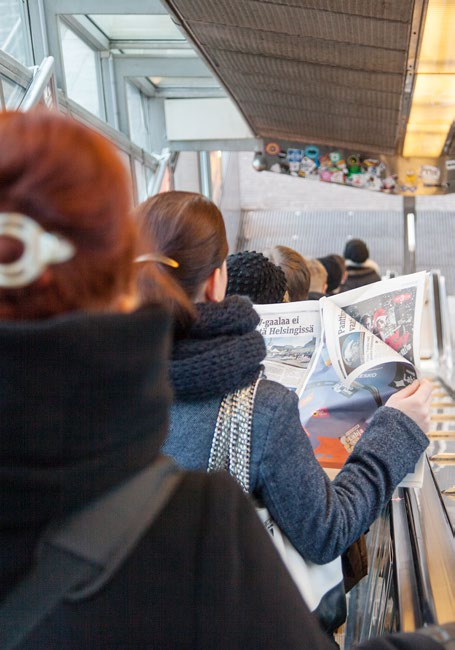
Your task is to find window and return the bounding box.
[60,21,102,118]
[0,0,31,65]
[0,73,25,109]
[126,82,149,150]
[134,159,148,203]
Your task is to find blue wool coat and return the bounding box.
[164,378,428,564]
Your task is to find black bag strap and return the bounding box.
[0,455,184,650]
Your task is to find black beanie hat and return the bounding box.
[226,251,287,304]
[343,238,369,264]
[318,255,343,294]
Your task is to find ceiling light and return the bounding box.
[403,0,455,158]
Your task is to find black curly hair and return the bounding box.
[226,251,287,304]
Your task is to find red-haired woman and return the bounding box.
[0,109,342,649]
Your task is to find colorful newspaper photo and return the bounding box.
[296,272,426,475]
[328,271,427,366]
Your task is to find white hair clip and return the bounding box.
[0,212,75,288]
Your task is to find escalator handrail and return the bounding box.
[404,487,437,626]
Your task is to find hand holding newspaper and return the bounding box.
[255,272,427,486]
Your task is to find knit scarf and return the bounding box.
[170,296,266,400]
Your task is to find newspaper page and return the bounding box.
[295,272,427,486]
[328,271,427,367]
[255,301,321,390]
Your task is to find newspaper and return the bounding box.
[256,272,427,486]
[256,301,322,390]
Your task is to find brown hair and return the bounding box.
[264,245,310,301]
[0,109,137,319]
[307,258,328,294]
[134,191,228,320]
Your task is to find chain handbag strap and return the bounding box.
[208,376,261,494]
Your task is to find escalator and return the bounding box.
[345,378,455,648]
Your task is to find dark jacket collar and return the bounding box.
[0,304,171,586]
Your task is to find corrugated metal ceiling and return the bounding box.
[162,0,419,155]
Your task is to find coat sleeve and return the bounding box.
[252,381,428,563]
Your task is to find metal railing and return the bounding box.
[19,56,57,110]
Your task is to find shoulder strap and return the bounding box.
[0,455,184,650]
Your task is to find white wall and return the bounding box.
[165,98,254,141]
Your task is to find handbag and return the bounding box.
[208,377,346,634]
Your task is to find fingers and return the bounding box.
[385,378,433,434]
[393,378,420,398]
[394,378,432,401]
[415,378,433,403]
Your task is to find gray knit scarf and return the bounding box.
[170,296,266,400]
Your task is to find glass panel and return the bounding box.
[134,159,148,203]
[88,15,185,41]
[0,74,25,109]
[345,507,396,646]
[0,0,30,65]
[126,82,149,150]
[117,150,135,199]
[60,21,102,118]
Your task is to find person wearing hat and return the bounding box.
[342,238,381,292]
[226,250,288,304]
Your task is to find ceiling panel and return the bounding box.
[191,23,406,74]
[235,86,401,117]
[256,0,415,22]
[162,0,416,153]
[231,75,402,111]
[247,103,397,148]
[171,0,411,45]
[211,50,404,93]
